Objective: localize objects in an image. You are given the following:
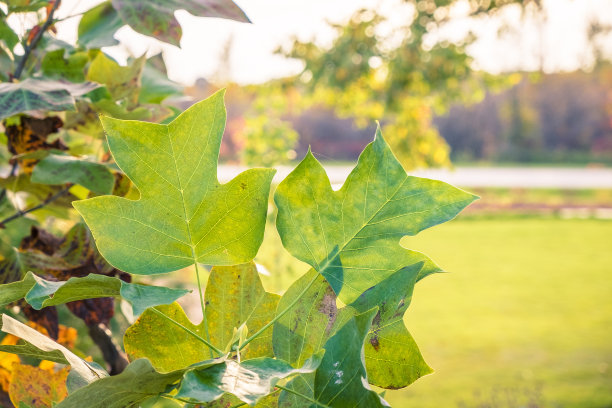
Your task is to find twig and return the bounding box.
[0,184,71,228]
[13,0,62,80]
[0,161,18,203]
[88,323,129,375]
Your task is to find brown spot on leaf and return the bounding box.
[318,287,338,335]
[369,335,380,351]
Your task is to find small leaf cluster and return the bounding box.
[1,91,476,407]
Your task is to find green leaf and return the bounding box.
[110,0,250,46]
[0,341,69,364]
[4,0,49,13]
[273,265,434,389]
[176,353,322,405]
[0,271,190,316]
[311,309,389,407]
[277,373,315,408]
[0,79,99,121]
[343,262,433,388]
[73,91,275,275]
[0,10,19,52]
[206,262,280,359]
[0,314,107,389]
[124,263,278,371]
[86,53,145,106]
[124,302,210,372]
[0,270,36,304]
[273,269,339,367]
[77,1,123,49]
[31,154,115,195]
[139,54,183,104]
[41,49,89,82]
[274,126,477,303]
[56,358,222,408]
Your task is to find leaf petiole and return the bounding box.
[239,273,319,351]
[275,385,331,408]
[193,261,213,358]
[150,307,223,356]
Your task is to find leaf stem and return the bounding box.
[239,273,319,351]
[0,185,71,228]
[275,385,330,408]
[13,0,62,80]
[194,261,213,358]
[150,307,223,356]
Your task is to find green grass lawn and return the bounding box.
[256,217,612,408]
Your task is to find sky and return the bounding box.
[15,0,612,85]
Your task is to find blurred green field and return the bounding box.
[256,217,612,408]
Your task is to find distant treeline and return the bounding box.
[436,69,612,164]
[190,68,612,165]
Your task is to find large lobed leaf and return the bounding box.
[124,263,279,370]
[279,309,390,408]
[273,126,476,390]
[74,90,275,275]
[274,126,476,304]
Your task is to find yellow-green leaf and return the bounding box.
[74,90,275,275]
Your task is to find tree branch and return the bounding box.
[0,185,71,228]
[87,323,129,375]
[13,0,62,80]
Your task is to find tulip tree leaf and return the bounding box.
[312,309,390,407]
[31,154,115,195]
[125,264,278,371]
[0,79,99,120]
[273,264,435,389]
[274,126,477,304]
[0,271,190,316]
[78,1,123,49]
[86,53,146,106]
[124,302,209,372]
[74,91,275,275]
[273,269,339,367]
[278,309,390,407]
[205,262,280,359]
[41,49,89,82]
[343,262,433,389]
[8,363,70,407]
[56,358,223,408]
[110,0,251,46]
[176,353,323,405]
[0,314,107,389]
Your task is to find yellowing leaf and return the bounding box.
[8,363,69,407]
